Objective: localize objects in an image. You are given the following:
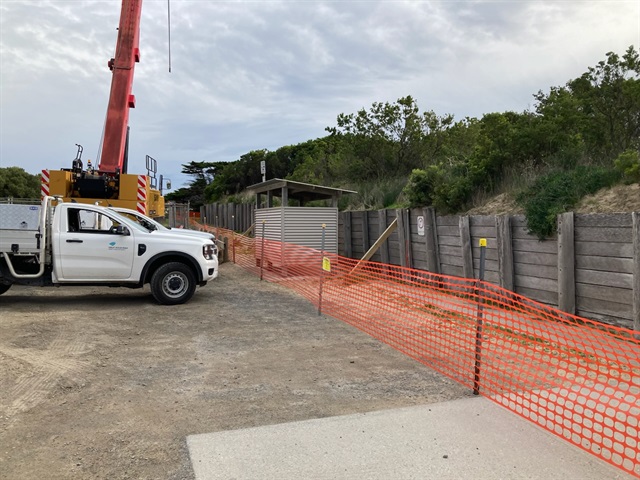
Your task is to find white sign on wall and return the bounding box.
[417,216,425,236]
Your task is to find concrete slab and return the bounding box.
[187,396,635,480]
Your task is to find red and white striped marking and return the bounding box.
[41,169,50,199]
[137,175,147,213]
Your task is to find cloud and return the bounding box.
[1,0,639,189]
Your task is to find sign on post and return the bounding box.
[322,257,331,272]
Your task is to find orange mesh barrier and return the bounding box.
[197,224,640,476]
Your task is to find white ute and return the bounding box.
[0,197,218,305]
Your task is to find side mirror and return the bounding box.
[111,225,130,235]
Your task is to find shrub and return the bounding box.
[516,166,620,239]
[403,168,435,207]
[614,149,640,184]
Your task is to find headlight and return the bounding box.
[203,243,217,260]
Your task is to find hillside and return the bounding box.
[465,183,640,216]
[573,183,640,213]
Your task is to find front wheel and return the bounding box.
[0,283,12,295]
[150,262,196,305]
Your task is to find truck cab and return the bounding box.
[0,197,218,305]
[108,206,223,256]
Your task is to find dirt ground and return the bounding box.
[0,263,470,480]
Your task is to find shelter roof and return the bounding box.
[247,178,356,204]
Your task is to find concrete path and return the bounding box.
[187,396,635,480]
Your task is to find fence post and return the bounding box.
[633,212,640,339]
[344,211,352,259]
[473,238,487,395]
[260,220,266,281]
[405,209,413,269]
[397,209,407,268]
[558,212,576,315]
[423,207,440,274]
[232,215,236,264]
[318,224,326,316]
[459,216,473,278]
[496,215,514,292]
[396,208,413,269]
[362,212,370,254]
[222,237,229,263]
[227,203,234,229]
[378,210,390,265]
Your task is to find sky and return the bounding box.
[1,1,639,191]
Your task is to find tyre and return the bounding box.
[0,283,11,295]
[150,262,196,305]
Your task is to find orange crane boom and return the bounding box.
[99,0,142,174]
[44,0,165,217]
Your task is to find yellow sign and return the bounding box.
[322,257,331,272]
[479,238,487,247]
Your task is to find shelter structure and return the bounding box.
[249,178,355,209]
[247,179,355,261]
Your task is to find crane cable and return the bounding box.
[167,0,172,73]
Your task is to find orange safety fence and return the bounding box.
[196,223,640,476]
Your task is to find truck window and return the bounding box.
[69,208,120,233]
[68,209,80,232]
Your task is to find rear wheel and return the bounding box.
[0,283,11,295]
[150,262,196,305]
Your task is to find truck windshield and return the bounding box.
[105,210,150,233]
[108,208,169,233]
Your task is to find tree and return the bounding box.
[204,151,267,202]
[286,137,347,185]
[534,45,640,164]
[327,96,454,180]
[175,47,639,215]
[614,149,640,183]
[165,161,226,209]
[0,167,40,198]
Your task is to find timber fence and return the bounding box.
[195,222,640,477]
[339,208,640,333]
[200,202,254,233]
[166,202,190,229]
[199,203,640,332]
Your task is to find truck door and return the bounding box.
[57,207,135,280]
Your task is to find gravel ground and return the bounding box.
[0,262,470,479]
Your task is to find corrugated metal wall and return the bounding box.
[255,207,338,253]
[254,208,284,242]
